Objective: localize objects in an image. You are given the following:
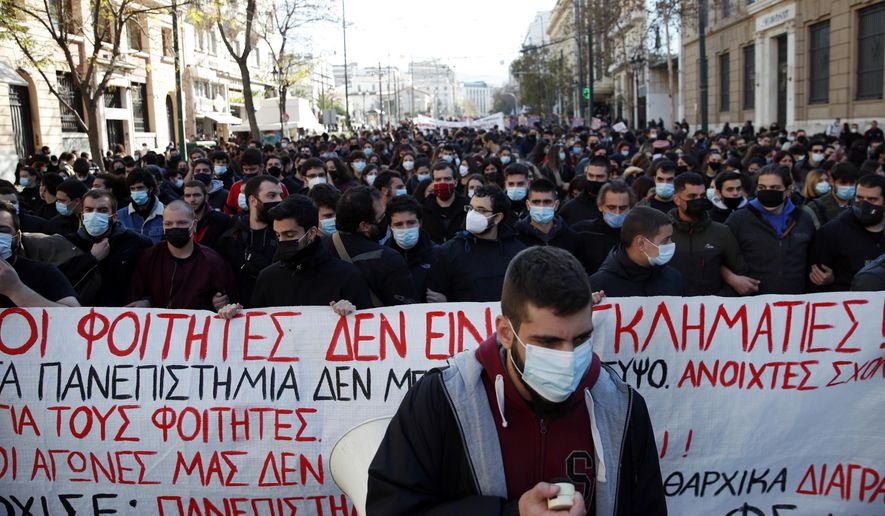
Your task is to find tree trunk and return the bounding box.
[85,96,106,172]
[664,10,676,129]
[238,60,261,143]
[279,85,287,136]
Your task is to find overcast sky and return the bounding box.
[305,0,558,86]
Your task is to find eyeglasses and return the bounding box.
[465,205,494,216]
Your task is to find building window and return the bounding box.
[742,45,755,109]
[195,29,205,52]
[127,18,142,51]
[722,0,731,18]
[104,86,122,108]
[162,28,173,57]
[132,83,150,132]
[808,21,830,104]
[857,3,884,100]
[208,30,217,55]
[57,72,84,132]
[719,53,730,112]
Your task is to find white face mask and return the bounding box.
[308,176,327,188]
[507,319,594,403]
[465,208,493,234]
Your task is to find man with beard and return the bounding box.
[368,246,666,515]
[426,186,526,302]
[422,161,468,244]
[218,195,371,316]
[215,175,282,307]
[182,180,233,249]
[809,174,885,291]
[558,156,610,225]
[323,185,417,307]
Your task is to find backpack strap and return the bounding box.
[332,232,384,308]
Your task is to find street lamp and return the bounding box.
[629,54,644,128]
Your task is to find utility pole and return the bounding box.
[586,0,594,122]
[342,0,351,131]
[573,0,585,120]
[698,0,709,132]
[171,0,186,150]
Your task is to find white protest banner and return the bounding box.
[0,292,883,515]
[416,113,505,131]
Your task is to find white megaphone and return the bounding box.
[330,416,393,516]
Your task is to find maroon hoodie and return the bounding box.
[476,335,602,507]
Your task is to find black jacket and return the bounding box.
[725,204,815,295]
[514,216,582,259]
[207,188,229,211]
[158,181,183,205]
[387,230,437,303]
[366,358,666,515]
[65,222,154,306]
[427,226,527,302]
[669,210,746,296]
[572,217,621,275]
[214,217,278,307]
[20,213,49,233]
[47,213,80,236]
[323,231,418,306]
[559,191,601,225]
[195,207,234,249]
[422,195,468,244]
[590,248,685,297]
[251,239,373,309]
[810,209,885,291]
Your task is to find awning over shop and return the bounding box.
[0,60,27,86]
[196,112,243,125]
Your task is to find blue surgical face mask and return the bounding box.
[500,155,512,165]
[131,190,150,206]
[214,165,228,176]
[529,206,555,225]
[83,212,110,237]
[365,173,377,186]
[558,152,567,161]
[603,210,627,228]
[321,217,337,235]
[644,238,676,266]
[363,148,373,157]
[442,154,454,163]
[56,201,72,216]
[353,160,367,173]
[655,182,675,199]
[815,181,831,195]
[174,178,184,189]
[237,192,248,211]
[572,146,583,155]
[19,177,32,188]
[836,185,856,201]
[393,226,420,250]
[507,187,527,202]
[394,187,408,197]
[507,319,593,403]
[417,173,431,182]
[0,233,13,260]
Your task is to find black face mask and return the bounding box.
[684,198,712,218]
[708,162,722,172]
[853,201,885,227]
[274,233,315,267]
[756,190,785,208]
[258,201,280,224]
[165,227,192,248]
[267,166,282,178]
[722,196,744,210]
[584,180,605,197]
[676,165,688,174]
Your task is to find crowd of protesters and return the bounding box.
[1,117,884,311]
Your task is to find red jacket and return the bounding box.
[126,243,239,310]
[476,336,602,506]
